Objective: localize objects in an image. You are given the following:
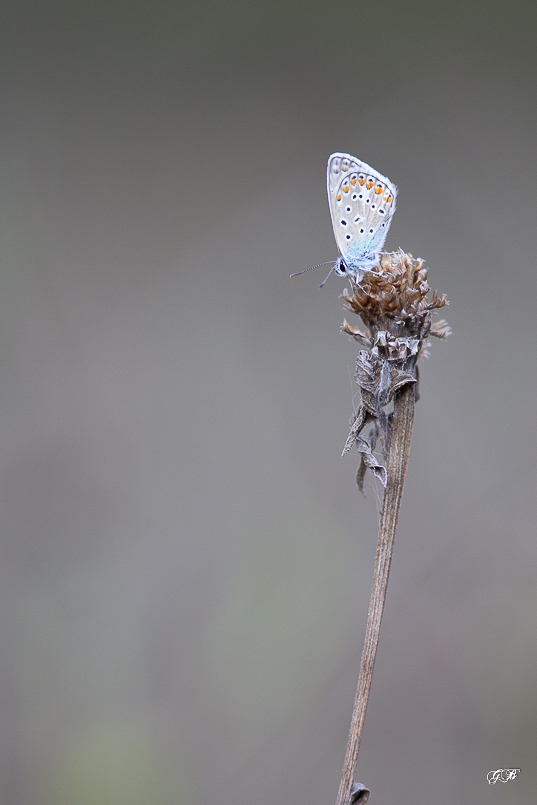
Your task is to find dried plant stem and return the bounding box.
[335,381,415,805]
[330,252,449,803]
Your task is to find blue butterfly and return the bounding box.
[327,153,397,280]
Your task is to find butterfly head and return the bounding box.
[333,253,380,282]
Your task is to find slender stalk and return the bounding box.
[331,251,449,802]
[335,381,415,805]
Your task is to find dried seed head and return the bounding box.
[342,250,449,341]
[341,251,450,489]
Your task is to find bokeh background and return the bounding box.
[1,1,536,803]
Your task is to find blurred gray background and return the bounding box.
[1,1,536,803]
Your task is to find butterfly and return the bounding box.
[327,152,397,281]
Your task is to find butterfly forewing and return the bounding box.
[327,153,397,273]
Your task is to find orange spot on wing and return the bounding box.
[374,186,383,194]
[359,178,365,185]
[337,193,342,201]
[366,181,374,189]
[384,195,392,203]
[350,178,357,185]
[342,185,349,193]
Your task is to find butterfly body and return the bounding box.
[327,153,397,280]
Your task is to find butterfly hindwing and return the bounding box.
[327,153,397,276]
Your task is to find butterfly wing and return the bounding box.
[327,153,397,273]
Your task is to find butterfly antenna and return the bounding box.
[290,261,335,278]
